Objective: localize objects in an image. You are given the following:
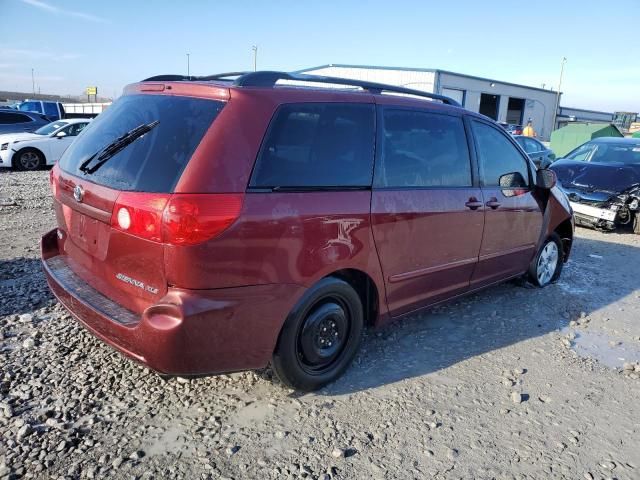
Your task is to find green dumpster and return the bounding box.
[632,131,640,138]
[550,123,623,157]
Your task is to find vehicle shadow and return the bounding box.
[321,234,639,395]
[0,257,54,317]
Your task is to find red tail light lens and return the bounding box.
[49,166,59,198]
[111,192,170,242]
[162,194,243,246]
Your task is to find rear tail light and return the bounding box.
[111,192,170,243]
[162,194,243,246]
[49,166,59,198]
[111,193,243,246]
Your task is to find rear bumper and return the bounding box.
[41,229,304,376]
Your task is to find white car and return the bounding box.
[0,118,91,170]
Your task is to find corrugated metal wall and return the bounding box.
[301,66,436,93]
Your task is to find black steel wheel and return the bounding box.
[272,277,363,391]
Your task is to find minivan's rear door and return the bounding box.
[52,92,225,314]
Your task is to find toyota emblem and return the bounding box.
[73,185,84,202]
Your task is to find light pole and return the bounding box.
[252,45,258,72]
[552,57,567,132]
[186,53,190,77]
[31,68,35,95]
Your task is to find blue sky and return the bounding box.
[1,0,638,112]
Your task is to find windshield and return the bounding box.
[58,94,225,192]
[35,121,68,136]
[590,143,640,164]
[18,101,42,114]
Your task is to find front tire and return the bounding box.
[528,234,563,287]
[14,148,44,171]
[271,277,364,391]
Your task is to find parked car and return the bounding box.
[0,110,51,135]
[514,135,556,168]
[550,137,640,234]
[499,122,523,135]
[18,100,66,121]
[0,118,90,170]
[41,72,573,391]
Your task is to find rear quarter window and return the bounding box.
[58,94,224,192]
[250,103,375,188]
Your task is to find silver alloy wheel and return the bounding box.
[19,151,40,170]
[536,241,559,285]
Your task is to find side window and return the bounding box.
[18,101,42,114]
[0,113,32,124]
[63,123,87,136]
[43,102,59,118]
[472,120,530,188]
[376,110,472,187]
[250,103,375,188]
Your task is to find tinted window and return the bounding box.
[59,94,224,192]
[43,102,59,118]
[19,101,42,114]
[0,112,32,124]
[473,121,530,187]
[250,103,375,188]
[376,110,471,187]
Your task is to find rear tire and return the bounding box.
[14,148,44,171]
[528,233,563,287]
[271,277,363,391]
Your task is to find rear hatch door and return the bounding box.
[53,92,225,314]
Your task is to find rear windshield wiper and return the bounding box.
[79,120,159,175]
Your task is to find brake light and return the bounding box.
[111,193,243,245]
[162,194,243,246]
[111,192,170,242]
[49,166,59,198]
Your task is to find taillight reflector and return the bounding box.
[162,194,243,246]
[111,193,243,246]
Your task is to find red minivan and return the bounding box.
[41,72,573,391]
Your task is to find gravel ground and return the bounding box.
[1,169,639,480]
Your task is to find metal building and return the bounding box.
[556,106,613,128]
[298,64,559,140]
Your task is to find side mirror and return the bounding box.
[55,131,67,138]
[536,169,557,189]
[499,171,527,188]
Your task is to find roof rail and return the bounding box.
[140,71,460,107]
[233,71,461,106]
[142,72,251,82]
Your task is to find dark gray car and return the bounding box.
[514,135,556,169]
[0,111,51,135]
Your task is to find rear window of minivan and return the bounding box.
[58,94,224,192]
[250,103,375,189]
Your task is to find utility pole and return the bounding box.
[31,68,35,95]
[552,57,567,133]
[186,53,190,77]
[252,45,258,72]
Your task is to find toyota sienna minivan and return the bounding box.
[41,71,573,391]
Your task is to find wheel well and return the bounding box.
[327,269,379,327]
[12,146,44,168]
[554,218,573,262]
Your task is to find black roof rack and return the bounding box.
[233,71,460,106]
[142,72,251,82]
[141,71,460,107]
